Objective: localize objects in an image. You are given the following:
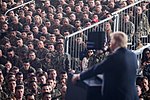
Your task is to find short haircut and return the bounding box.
[110,31,128,48]
[15,85,24,90]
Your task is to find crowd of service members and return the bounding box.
[0,0,150,100]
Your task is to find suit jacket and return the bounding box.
[80,47,139,100]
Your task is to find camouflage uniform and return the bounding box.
[87,54,100,68]
[51,88,61,100]
[53,53,71,76]
[119,21,135,42]
[0,88,8,100]
[135,13,150,38]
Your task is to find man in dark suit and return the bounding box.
[72,31,139,100]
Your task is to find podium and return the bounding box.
[65,74,103,100]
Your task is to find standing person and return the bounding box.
[72,31,139,100]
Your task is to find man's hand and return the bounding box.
[72,74,80,84]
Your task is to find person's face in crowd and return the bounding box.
[83,5,89,12]
[105,22,111,31]
[2,23,8,31]
[63,18,69,26]
[0,71,4,85]
[29,3,35,10]
[45,21,51,28]
[42,26,48,34]
[49,71,57,80]
[28,43,34,50]
[65,6,71,13]
[88,0,95,8]
[23,62,30,70]
[85,22,91,27]
[30,81,38,91]
[21,32,27,39]
[120,1,127,8]
[12,17,19,24]
[108,1,115,8]
[128,0,134,4]
[124,15,130,22]
[48,13,54,20]
[56,44,64,53]
[137,7,142,15]
[92,14,99,21]
[47,44,55,52]
[53,80,57,88]
[34,16,41,23]
[60,78,66,86]
[54,19,60,25]
[63,31,70,36]
[137,85,142,96]
[146,51,150,58]
[0,50,2,57]
[11,68,19,74]
[41,11,47,18]
[57,13,63,20]
[61,73,68,79]
[31,76,37,82]
[0,15,5,22]
[29,52,36,60]
[78,1,84,7]
[38,41,45,49]
[8,80,16,91]
[47,79,54,88]
[69,13,76,21]
[39,75,47,85]
[37,8,42,14]
[95,0,101,6]
[23,6,29,12]
[57,6,63,13]
[42,93,52,100]
[44,0,50,7]
[32,26,39,33]
[75,20,81,27]
[16,74,23,82]
[5,61,12,70]
[53,28,60,35]
[76,37,83,44]
[88,50,93,56]
[42,85,52,93]
[27,11,33,17]
[40,36,47,42]
[24,25,30,31]
[15,88,24,99]
[48,6,55,13]
[142,78,149,90]
[19,11,25,18]
[95,5,102,12]
[49,36,56,43]
[83,13,89,19]
[57,38,64,43]
[17,39,23,47]
[7,50,15,58]
[26,15,32,24]
[75,5,81,12]
[1,2,7,10]
[27,34,34,40]
[45,56,51,63]
[10,31,17,37]
[5,42,11,49]
[68,0,75,7]
[26,95,35,100]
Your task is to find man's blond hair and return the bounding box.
[110,31,128,48]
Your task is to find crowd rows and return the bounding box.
[0,0,150,100]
